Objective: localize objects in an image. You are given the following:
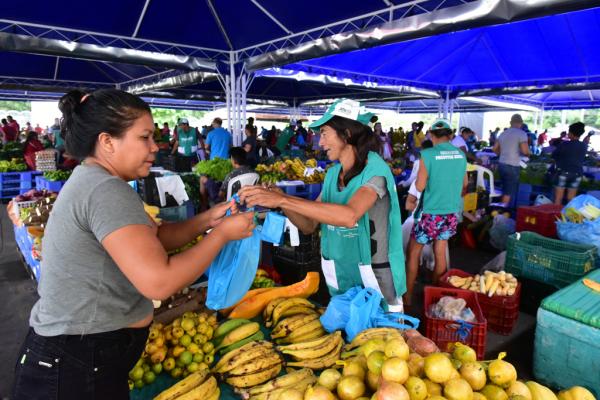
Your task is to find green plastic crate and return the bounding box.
[534,307,600,396]
[505,232,597,288]
[541,269,600,329]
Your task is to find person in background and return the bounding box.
[537,129,548,152]
[489,127,500,147]
[406,122,418,151]
[8,115,20,135]
[375,122,392,160]
[552,122,588,205]
[549,131,567,147]
[50,118,63,151]
[405,119,467,306]
[257,139,274,163]
[274,123,295,156]
[493,114,530,207]
[451,127,476,162]
[153,123,161,142]
[246,117,257,137]
[242,125,258,167]
[295,120,308,143]
[23,131,44,170]
[413,121,426,150]
[162,122,170,138]
[2,118,17,142]
[404,140,434,214]
[171,118,202,169]
[34,124,44,135]
[25,122,32,133]
[205,117,232,160]
[11,89,253,399]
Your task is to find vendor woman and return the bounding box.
[12,89,254,399]
[239,99,405,311]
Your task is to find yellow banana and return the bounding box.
[153,370,208,400]
[248,376,317,400]
[276,332,337,352]
[224,352,283,377]
[270,313,320,339]
[346,328,403,349]
[269,298,315,327]
[279,327,326,344]
[206,387,220,400]
[280,331,342,361]
[213,341,274,373]
[285,340,343,369]
[246,368,314,395]
[263,297,287,324]
[282,319,323,341]
[216,322,260,350]
[173,376,217,400]
[212,340,272,372]
[526,381,558,400]
[226,363,282,388]
[272,306,317,326]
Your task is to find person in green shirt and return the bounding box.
[405,119,467,306]
[239,99,406,312]
[275,125,295,155]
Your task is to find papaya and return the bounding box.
[218,287,275,316]
[228,272,320,319]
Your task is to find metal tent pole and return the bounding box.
[242,73,248,136]
[225,75,231,131]
[229,52,238,143]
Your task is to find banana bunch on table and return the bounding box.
[153,370,219,400]
[239,368,317,400]
[212,340,283,389]
[265,297,325,343]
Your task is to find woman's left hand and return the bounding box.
[207,199,238,228]
[238,186,285,209]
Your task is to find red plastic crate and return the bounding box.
[424,286,487,360]
[439,269,521,335]
[516,204,562,238]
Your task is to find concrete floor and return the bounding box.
[0,205,540,398]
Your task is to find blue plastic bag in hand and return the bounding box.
[206,226,261,310]
[320,286,420,341]
[260,212,286,244]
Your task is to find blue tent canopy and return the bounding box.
[283,7,600,93]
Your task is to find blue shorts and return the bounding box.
[499,163,521,201]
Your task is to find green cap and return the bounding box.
[431,118,452,130]
[308,99,374,129]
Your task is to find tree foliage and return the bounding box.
[0,101,31,112]
[150,107,207,125]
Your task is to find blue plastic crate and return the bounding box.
[35,176,65,192]
[534,307,600,396]
[0,171,39,190]
[278,182,322,200]
[0,187,28,199]
[13,225,41,281]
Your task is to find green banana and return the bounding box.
[216,322,260,350]
[219,330,265,355]
[213,318,251,345]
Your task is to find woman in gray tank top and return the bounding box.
[12,89,254,400]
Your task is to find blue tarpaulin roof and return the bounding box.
[0,2,600,109]
[283,7,600,93]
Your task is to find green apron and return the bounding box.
[320,151,406,305]
[177,127,198,156]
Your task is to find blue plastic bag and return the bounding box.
[320,286,420,341]
[260,212,286,244]
[557,194,600,259]
[205,225,262,310]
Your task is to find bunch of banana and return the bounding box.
[343,327,404,352]
[276,331,344,369]
[213,319,264,355]
[264,297,317,328]
[153,370,219,400]
[239,368,317,400]
[212,340,283,389]
[144,202,162,225]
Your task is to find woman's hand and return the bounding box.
[238,185,285,209]
[213,212,255,241]
[207,200,238,228]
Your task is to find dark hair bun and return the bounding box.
[58,90,86,119]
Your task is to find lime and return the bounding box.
[193,352,205,363]
[162,357,175,371]
[204,354,214,365]
[179,351,193,365]
[187,362,199,373]
[170,367,183,379]
[151,363,163,375]
[187,343,200,354]
[129,366,144,381]
[179,334,192,347]
[193,334,207,345]
[202,342,214,354]
[134,380,144,389]
[143,371,156,385]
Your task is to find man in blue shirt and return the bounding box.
[552,122,588,205]
[206,117,232,160]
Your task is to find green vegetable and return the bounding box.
[193,158,233,182]
[43,170,71,181]
[0,158,27,172]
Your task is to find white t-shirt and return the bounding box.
[451,135,467,150]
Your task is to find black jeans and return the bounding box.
[12,327,149,400]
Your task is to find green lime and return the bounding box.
[179,351,193,365]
